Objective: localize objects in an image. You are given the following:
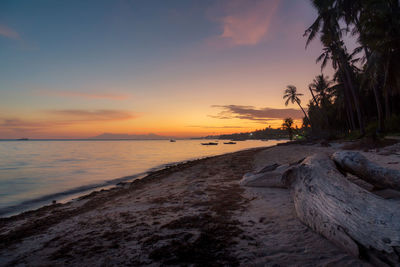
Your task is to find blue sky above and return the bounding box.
[0,0,337,138]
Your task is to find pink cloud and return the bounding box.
[0,24,20,39]
[45,109,136,121]
[210,0,281,46]
[210,105,305,121]
[40,90,130,100]
[0,109,136,134]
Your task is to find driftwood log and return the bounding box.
[240,163,289,188]
[333,151,400,191]
[282,153,400,265]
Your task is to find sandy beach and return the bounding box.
[2,0,400,265]
[1,142,400,266]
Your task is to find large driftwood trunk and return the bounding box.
[282,154,400,265]
[333,151,400,191]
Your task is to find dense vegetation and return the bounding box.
[205,127,289,140]
[286,0,400,139]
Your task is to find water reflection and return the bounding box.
[0,139,285,216]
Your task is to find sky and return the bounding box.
[0,0,333,138]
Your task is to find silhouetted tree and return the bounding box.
[283,85,311,128]
[282,118,294,140]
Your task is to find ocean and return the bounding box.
[0,139,285,217]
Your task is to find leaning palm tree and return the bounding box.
[283,85,311,127]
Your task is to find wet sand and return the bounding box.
[2,142,399,266]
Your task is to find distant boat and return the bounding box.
[201,142,218,146]
[170,139,176,142]
[223,141,236,144]
[17,138,29,141]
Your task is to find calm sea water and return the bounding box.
[0,139,285,217]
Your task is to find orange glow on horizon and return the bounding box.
[0,0,322,139]
[0,112,303,139]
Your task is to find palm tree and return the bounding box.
[304,0,400,135]
[360,53,385,132]
[282,118,294,140]
[337,0,387,133]
[309,74,333,128]
[332,71,356,130]
[305,0,365,135]
[309,74,333,105]
[283,85,311,127]
[355,0,400,125]
[324,0,399,134]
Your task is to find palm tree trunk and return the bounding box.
[354,18,371,59]
[344,89,356,130]
[342,62,365,136]
[372,84,385,133]
[309,87,319,107]
[339,70,356,130]
[384,89,391,120]
[383,58,391,120]
[361,46,385,133]
[296,100,312,128]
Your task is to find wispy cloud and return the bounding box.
[40,90,130,100]
[0,118,53,132]
[0,109,136,134]
[186,125,246,129]
[0,24,20,40]
[209,0,280,47]
[210,105,304,122]
[45,109,135,121]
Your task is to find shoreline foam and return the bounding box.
[0,145,277,218]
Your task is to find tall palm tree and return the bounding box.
[333,0,399,133]
[360,52,385,132]
[309,74,333,105]
[283,85,311,127]
[337,0,387,133]
[332,70,356,130]
[309,74,333,128]
[356,0,400,121]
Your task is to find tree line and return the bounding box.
[283,0,400,138]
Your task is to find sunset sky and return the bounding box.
[0,0,333,139]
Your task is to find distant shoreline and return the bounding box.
[0,138,287,141]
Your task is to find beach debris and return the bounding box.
[240,164,289,188]
[282,153,400,265]
[333,151,400,191]
[320,140,331,147]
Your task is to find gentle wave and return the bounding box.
[0,140,285,217]
[0,172,146,217]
